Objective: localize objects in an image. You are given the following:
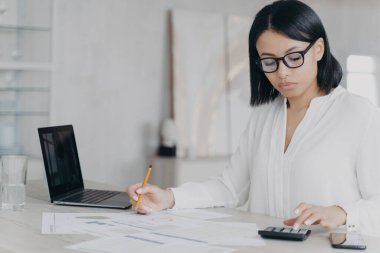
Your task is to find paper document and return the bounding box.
[67,235,237,253]
[42,212,89,234]
[113,211,203,231]
[155,221,265,247]
[42,211,203,236]
[43,209,264,251]
[42,212,141,237]
[162,208,232,220]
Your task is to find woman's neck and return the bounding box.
[287,84,325,111]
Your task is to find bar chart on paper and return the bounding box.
[42,209,265,252]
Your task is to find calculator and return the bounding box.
[258,226,311,241]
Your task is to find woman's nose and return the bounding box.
[276,60,291,79]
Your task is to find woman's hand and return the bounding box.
[283,202,347,229]
[126,183,175,214]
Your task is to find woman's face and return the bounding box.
[256,30,324,99]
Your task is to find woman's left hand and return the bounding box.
[283,202,347,230]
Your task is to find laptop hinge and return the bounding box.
[53,188,84,201]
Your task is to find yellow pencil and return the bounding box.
[135,164,152,209]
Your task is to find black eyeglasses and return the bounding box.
[255,40,317,73]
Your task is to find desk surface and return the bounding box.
[0,180,378,253]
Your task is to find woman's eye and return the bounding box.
[287,54,302,62]
[262,60,276,66]
[289,56,301,61]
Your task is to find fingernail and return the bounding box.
[294,209,300,215]
[136,189,142,194]
[304,219,311,226]
[293,223,300,230]
[132,195,138,201]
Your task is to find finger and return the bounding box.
[294,202,313,215]
[136,184,157,195]
[139,204,155,214]
[129,194,138,205]
[293,208,315,229]
[128,193,139,202]
[283,217,297,226]
[126,183,143,196]
[136,184,151,194]
[135,206,148,214]
[133,199,153,214]
[133,194,152,212]
[131,200,147,214]
[303,212,322,226]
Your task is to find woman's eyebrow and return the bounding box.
[260,45,302,57]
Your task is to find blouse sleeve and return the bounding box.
[170,123,252,209]
[339,107,380,236]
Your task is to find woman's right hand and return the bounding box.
[126,183,175,214]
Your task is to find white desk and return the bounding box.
[0,180,379,253]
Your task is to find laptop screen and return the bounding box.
[38,125,84,200]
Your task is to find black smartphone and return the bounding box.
[329,233,366,250]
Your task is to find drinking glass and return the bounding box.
[1,155,28,211]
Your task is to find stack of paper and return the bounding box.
[41,209,265,252]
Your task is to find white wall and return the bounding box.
[50,0,271,188]
[50,0,380,188]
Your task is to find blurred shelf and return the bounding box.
[0,111,49,116]
[0,1,52,157]
[0,146,22,155]
[0,87,49,92]
[0,24,51,31]
[0,62,51,71]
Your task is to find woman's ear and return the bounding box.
[315,37,325,61]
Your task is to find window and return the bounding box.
[346,55,379,107]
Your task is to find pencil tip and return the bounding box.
[149,164,152,168]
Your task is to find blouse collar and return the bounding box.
[281,85,345,108]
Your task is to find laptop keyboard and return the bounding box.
[62,189,120,204]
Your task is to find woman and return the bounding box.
[127,0,380,236]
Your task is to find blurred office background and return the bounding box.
[0,0,379,188]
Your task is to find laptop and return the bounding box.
[38,125,131,209]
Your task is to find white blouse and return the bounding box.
[171,85,380,236]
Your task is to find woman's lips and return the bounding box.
[279,82,297,91]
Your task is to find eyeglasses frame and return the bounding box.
[255,39,318,73]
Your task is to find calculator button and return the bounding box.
[258,227,311,241]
